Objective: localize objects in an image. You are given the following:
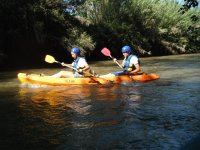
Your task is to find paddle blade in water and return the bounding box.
[45,55,55,63]
[101,47,111,56]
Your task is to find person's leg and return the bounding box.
[111,71,125,76]
[51,71,74,78]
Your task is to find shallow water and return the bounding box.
[0,54,200,150]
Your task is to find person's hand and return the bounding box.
[113,58,117,63]
[61,62,66,66]
[78,69,83,74]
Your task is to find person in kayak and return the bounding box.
[51,47,91,78]
[112,45,141,76]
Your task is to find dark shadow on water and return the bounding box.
[180,135,200,150]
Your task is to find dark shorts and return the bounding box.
[111,71,126,76]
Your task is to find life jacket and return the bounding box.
[73,57,80,73]
[123,54,139,72]
[73,57,86,78]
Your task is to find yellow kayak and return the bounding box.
[17,73,111,85]
[17,72,159,86]
[100,73,160,84]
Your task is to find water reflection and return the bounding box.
[17,84,139,128]
[15,83,145,149]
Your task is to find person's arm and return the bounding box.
[121,59,126,68]
[78,64,90,74]
[82,64,90,72]
[77,58,91,73]
[127,56,140,74]
[113,58,126,68]
[129,63,140,74]
[113,58,120,65]
[61,62,72,67]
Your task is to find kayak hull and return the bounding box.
[17,72,160,86]
[100,73,160,83]
[17,73,110,85]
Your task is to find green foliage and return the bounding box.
[77,0,200,55]
[66,26,96,56]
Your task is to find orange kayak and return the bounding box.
[17,73,111,85]
[100,73,160,83]
[17,72,159,86]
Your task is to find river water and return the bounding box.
[0,54,200,150]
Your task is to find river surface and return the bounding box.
[0,54,200,150]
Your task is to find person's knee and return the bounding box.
[59,71,67,74]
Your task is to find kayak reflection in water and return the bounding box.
[112,45,141,76]
[51,47,91,78]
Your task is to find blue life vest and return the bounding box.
[112,54,139,76]
[123,54,138,72]
[73,57,80,78]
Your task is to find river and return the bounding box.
[0,54,200,150]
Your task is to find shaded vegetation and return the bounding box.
[0,0,95,69]
[0,0,199,69]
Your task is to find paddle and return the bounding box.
[45,55,112,81]
[45,55,113,84]
[45,55,76,70]
[101,47,123,69]
[45,55,94,76]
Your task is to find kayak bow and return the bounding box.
[100,73,160,83]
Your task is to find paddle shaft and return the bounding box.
[54,60,95,76]
[101,48,123,69]
[109,55,123,69]
[45,54,111,83]
[54,60,78,71]
[55,60,93,75]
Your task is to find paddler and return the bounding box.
[112,45,141,76]
[51,47,91,78]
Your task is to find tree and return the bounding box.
[75,0,200,55]
[0,0,95,68]
[180,0,199,13]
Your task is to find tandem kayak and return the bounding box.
[100,73,160,83]
[18,72,159,86]
[17,73,111,85]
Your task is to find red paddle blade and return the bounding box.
[101,47,111,56]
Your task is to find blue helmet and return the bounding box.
[121,45,131,53]
[71,47,80,55]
